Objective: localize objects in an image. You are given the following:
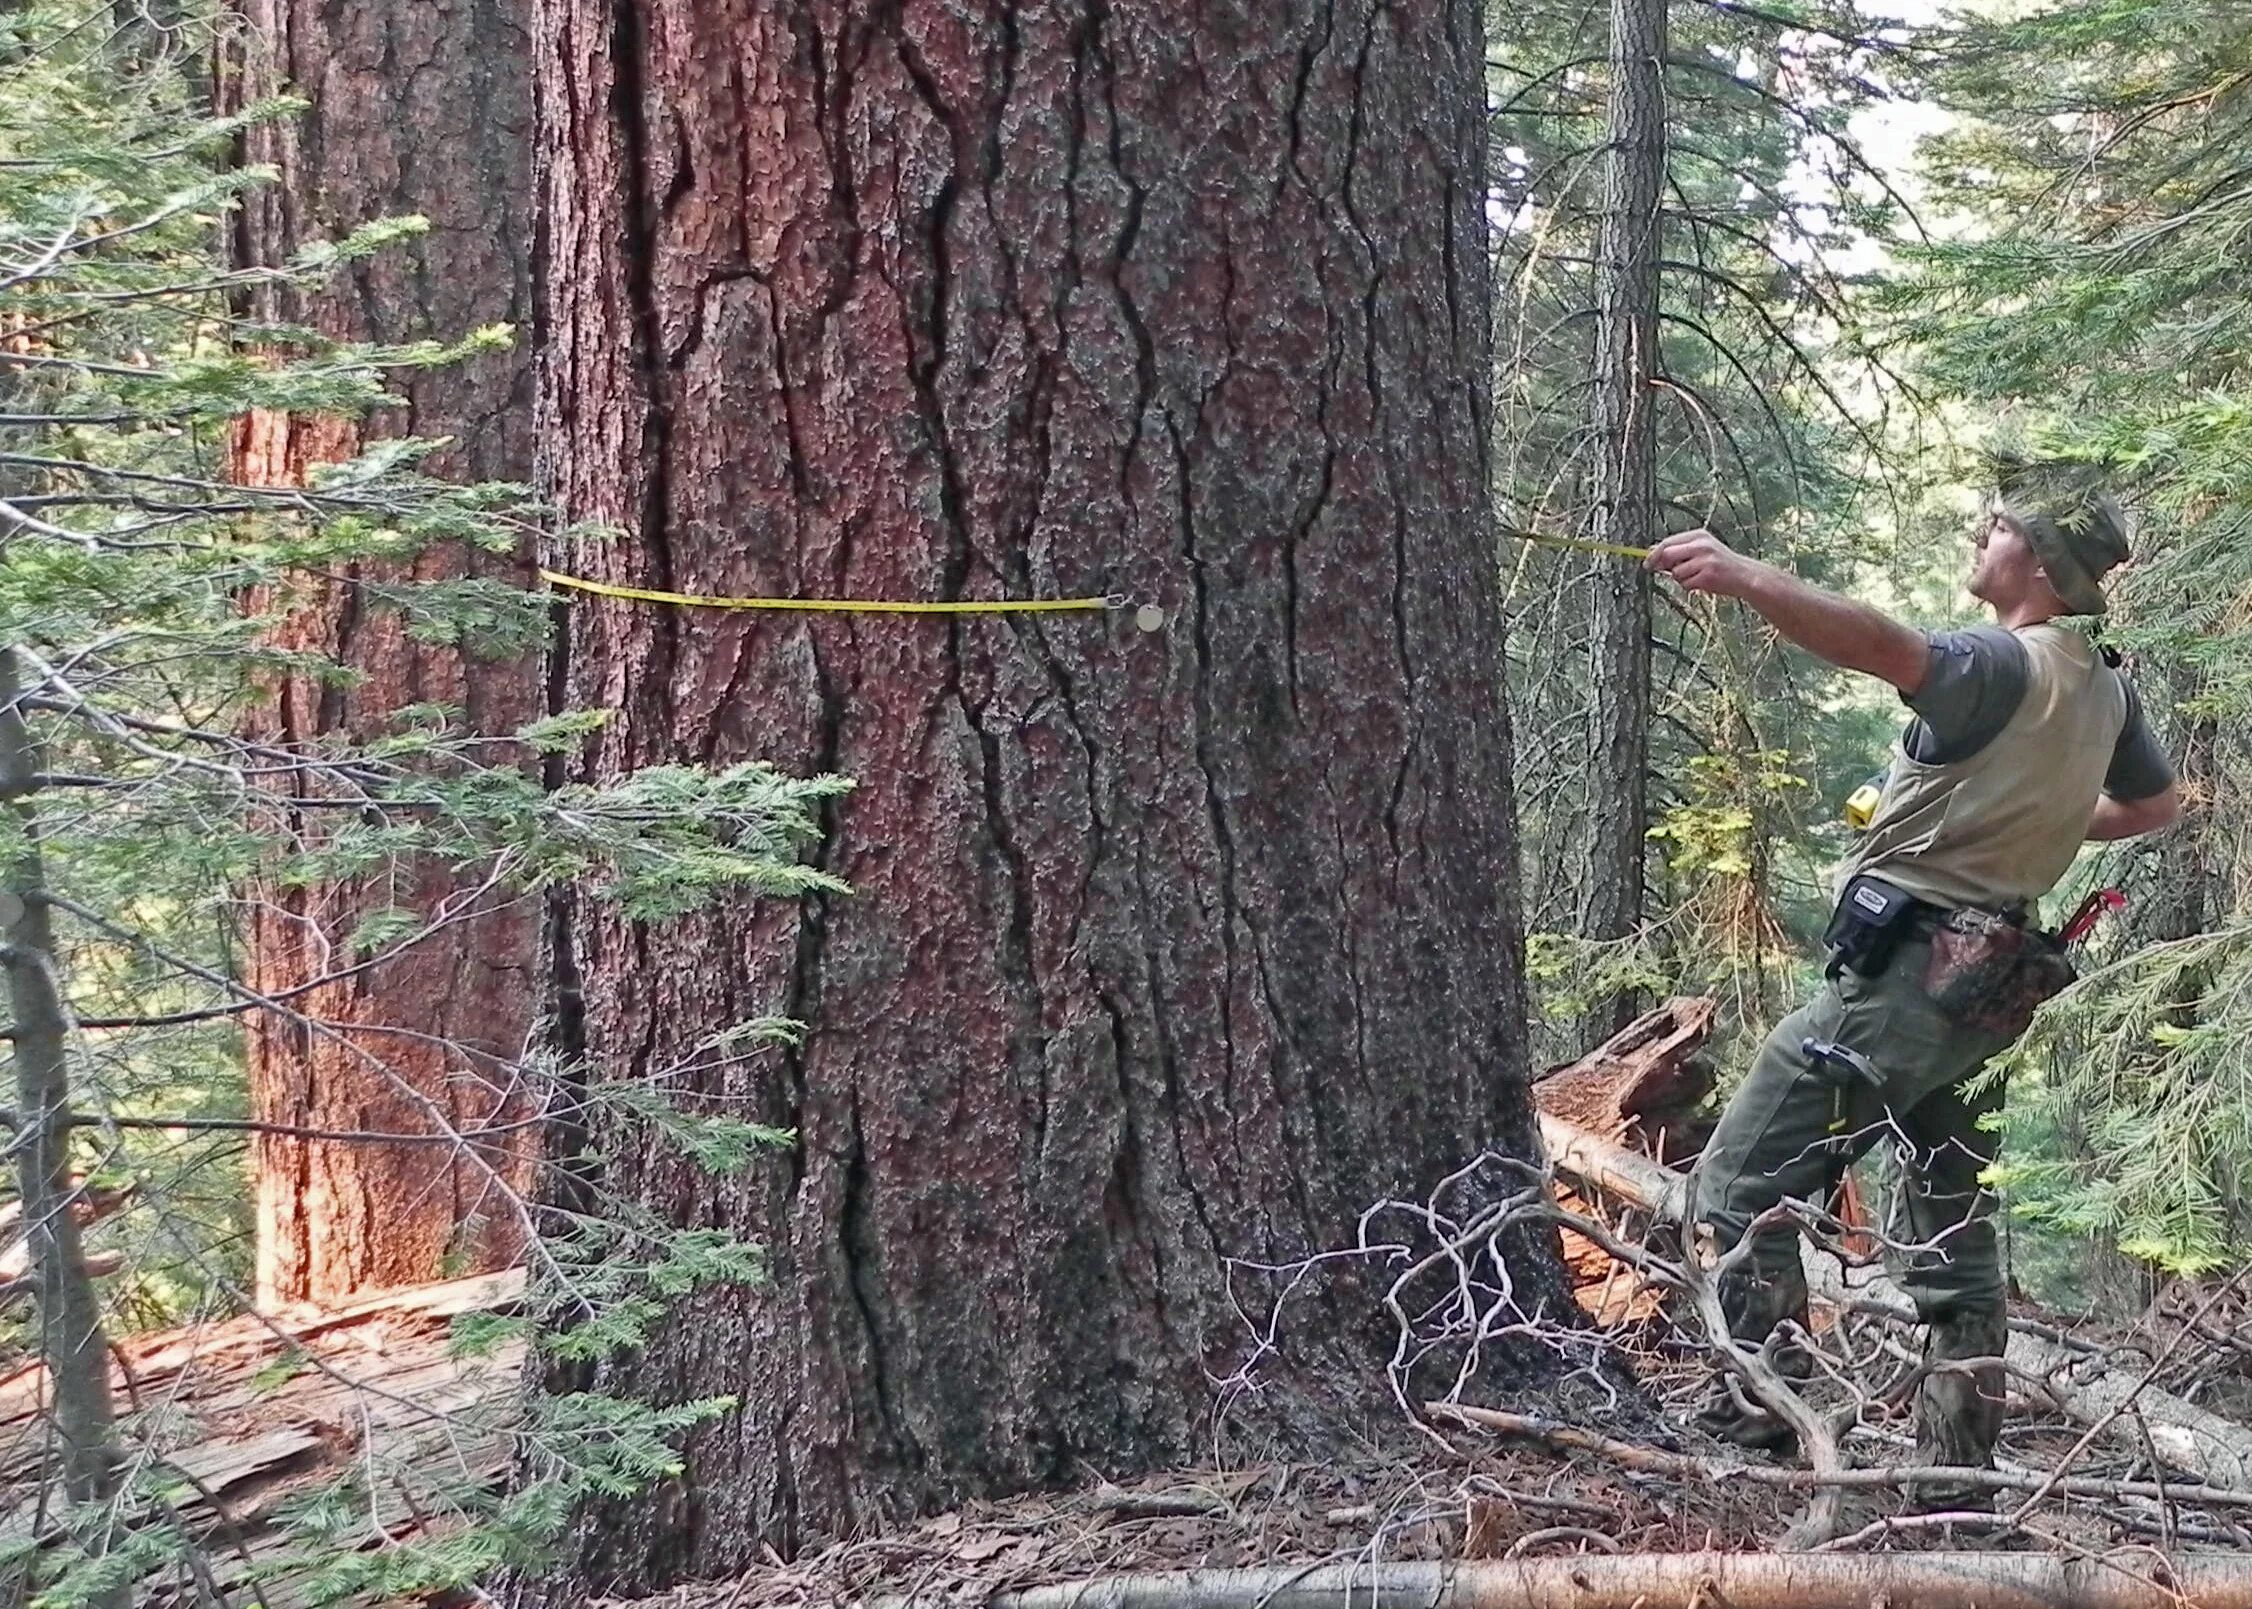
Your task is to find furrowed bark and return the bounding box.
[221,0,541,1307]
[535,0,1564,1585]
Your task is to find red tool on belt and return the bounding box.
[2060,888,2127,946]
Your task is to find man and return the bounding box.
[1644,462,2180,1517]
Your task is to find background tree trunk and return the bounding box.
[536,0,1565,1588]
[0,649,121,1519]
[221,1,540,1308]
[1580,0,1666,1044]
[2133,664,2226,945]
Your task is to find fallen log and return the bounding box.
[1537,1001,1719,1324]
[1538,1112,2252,1491]
[985,1553,2252,1609]
[1429,1405,2252,1510]
[1534,997,1716,1154]
[0,1181,135,1312]
[1540,1112,1688,1218]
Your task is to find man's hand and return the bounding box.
[1644,526,1929,695]
[1645,529,1772,599]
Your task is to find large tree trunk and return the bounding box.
[535,0,1564,1587]
[221,2,540,1308]
[1579,0,1666,1043]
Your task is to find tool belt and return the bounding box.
[1923,908,2075,1039]
[1825,874,2073,1039]
[1822,874,1938,980]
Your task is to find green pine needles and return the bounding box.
[1996,929,2252,1280]
[1893,0,2252,1286]
[0,3,842,1601]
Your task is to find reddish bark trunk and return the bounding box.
[536,0,1562,1585]
[222,0,541,1308]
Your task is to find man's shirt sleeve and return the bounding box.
[2105,681,2175,801]
[1901,626,2029,765]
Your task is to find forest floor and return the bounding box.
[609,1435,1783,1609]
[20,1255,2236,1609]
[614,1002,2252,1606]
[0,1270,523,1608]
[606,1349,2244,1608]
[14,1003,2249,1608]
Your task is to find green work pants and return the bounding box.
[1690,934,2019,1492]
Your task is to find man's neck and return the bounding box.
[1993,598,2068,632]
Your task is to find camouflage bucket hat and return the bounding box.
[1993,459,2131,617]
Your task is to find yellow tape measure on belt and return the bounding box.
[541,568,1135,619]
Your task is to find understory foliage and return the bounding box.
[0,5,839,1600]
[1490,0,1927,1066]
[1497,0,2252,1295]
[1892,0,2252,1288]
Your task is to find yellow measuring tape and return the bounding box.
[1502,527,1654,562]
[542,530,1646,618]
[540,568,1122,615]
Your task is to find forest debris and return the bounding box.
[980,1552,2252,1609]
[0,1251,122,1311]
[1533,1000,1715,1323]
[0,1180,135,1246]
[1533,997,1715,1155]
[0,1266,524,1422]
[1429,1404,2252,1510]
[1539,1112,1688,1217]
[1537,1111,2252,1492]
[160,1424,329,1503]
[0,1181,134,1310]
[0,1270,523,1589]
[1088,1486,1239,1521]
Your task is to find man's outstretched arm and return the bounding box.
[1647,530,1930,696]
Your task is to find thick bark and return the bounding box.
[536,0,1561,1586]
[1579,0,1666,1042]
[221,0,541,1307]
